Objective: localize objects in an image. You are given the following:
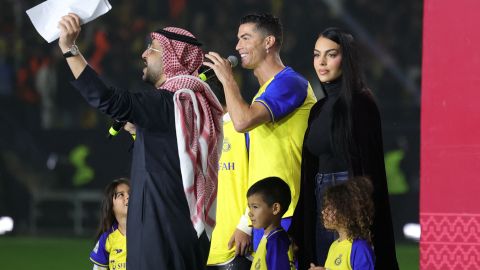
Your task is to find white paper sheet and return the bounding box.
[26,0,112,43]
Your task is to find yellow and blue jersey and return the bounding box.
[249,66,316,218]
[90,223,127,270]
[324,239,375,270]
[251,228,295,270]
[207,114,250,265]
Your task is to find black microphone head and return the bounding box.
[112,120,126,130]
[227,55,238,68]
[199,55,238,82]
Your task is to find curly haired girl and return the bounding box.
[309,177,375,270]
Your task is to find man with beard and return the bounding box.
[58,14,223,269]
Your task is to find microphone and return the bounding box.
[199,55,238,81]
[107,120,126,139]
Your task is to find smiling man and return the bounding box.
[57,14,223,270]
[204,13,317,258]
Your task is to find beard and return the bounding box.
[142,64,163,86]
[142,67,157,85]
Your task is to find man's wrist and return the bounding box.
[223,77,239,92]
[236,215,252,235]
[62,44,80,58]
[59,43,72,53]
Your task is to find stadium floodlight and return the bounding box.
[0,216,14,235]
[403,222,420,241]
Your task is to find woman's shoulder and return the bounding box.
[353,89,380,115]
[310,96,328,115]
[354,88,376,104]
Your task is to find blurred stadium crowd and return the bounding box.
[0,0,421,240]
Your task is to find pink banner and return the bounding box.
[421,0,480,269]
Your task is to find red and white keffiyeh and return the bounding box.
[152,27,223,239]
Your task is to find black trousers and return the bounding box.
[206,256,252,270]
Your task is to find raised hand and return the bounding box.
[203,52,235,86]
[58,13,81,52]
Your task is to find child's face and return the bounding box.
[322,205,337,230]
[247,194,276,230]
[113,183,130,218]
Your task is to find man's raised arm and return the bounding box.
[203,52,271,133]
[58,13,87,79]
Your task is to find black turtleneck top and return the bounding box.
[305,79,347,173]
[293,80,399,270]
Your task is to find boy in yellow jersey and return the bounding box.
[90,178,129,270]
[247,177,295,270]
[309,177,375,270]
[204,13,316,251]
[205,75,252,269]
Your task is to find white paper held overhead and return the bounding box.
[26,0,112,43]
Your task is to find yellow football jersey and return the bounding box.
[249,67,316,217]
[207,115,250,265]
[325,239,353,270]
[250,228,295,270]
[90,225,126,270]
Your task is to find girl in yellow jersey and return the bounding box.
[90,178,129,270]
[309,177,375,270]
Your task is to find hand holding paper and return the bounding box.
[56,13,88,79]
[57,13,81,51]
[26,0,112,43]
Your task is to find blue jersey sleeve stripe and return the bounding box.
[350,239,375,270]
[254,100,275,122]
[89,231,110,266]
[90,257,109,267]
[254,67,308,121]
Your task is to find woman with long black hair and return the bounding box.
[291,27,399,270]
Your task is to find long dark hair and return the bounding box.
[95,178,130,241]
[319,27,367,167]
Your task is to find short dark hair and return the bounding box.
[240,13,283,49]
[247,177,291,216]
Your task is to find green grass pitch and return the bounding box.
[0,236,418,270]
